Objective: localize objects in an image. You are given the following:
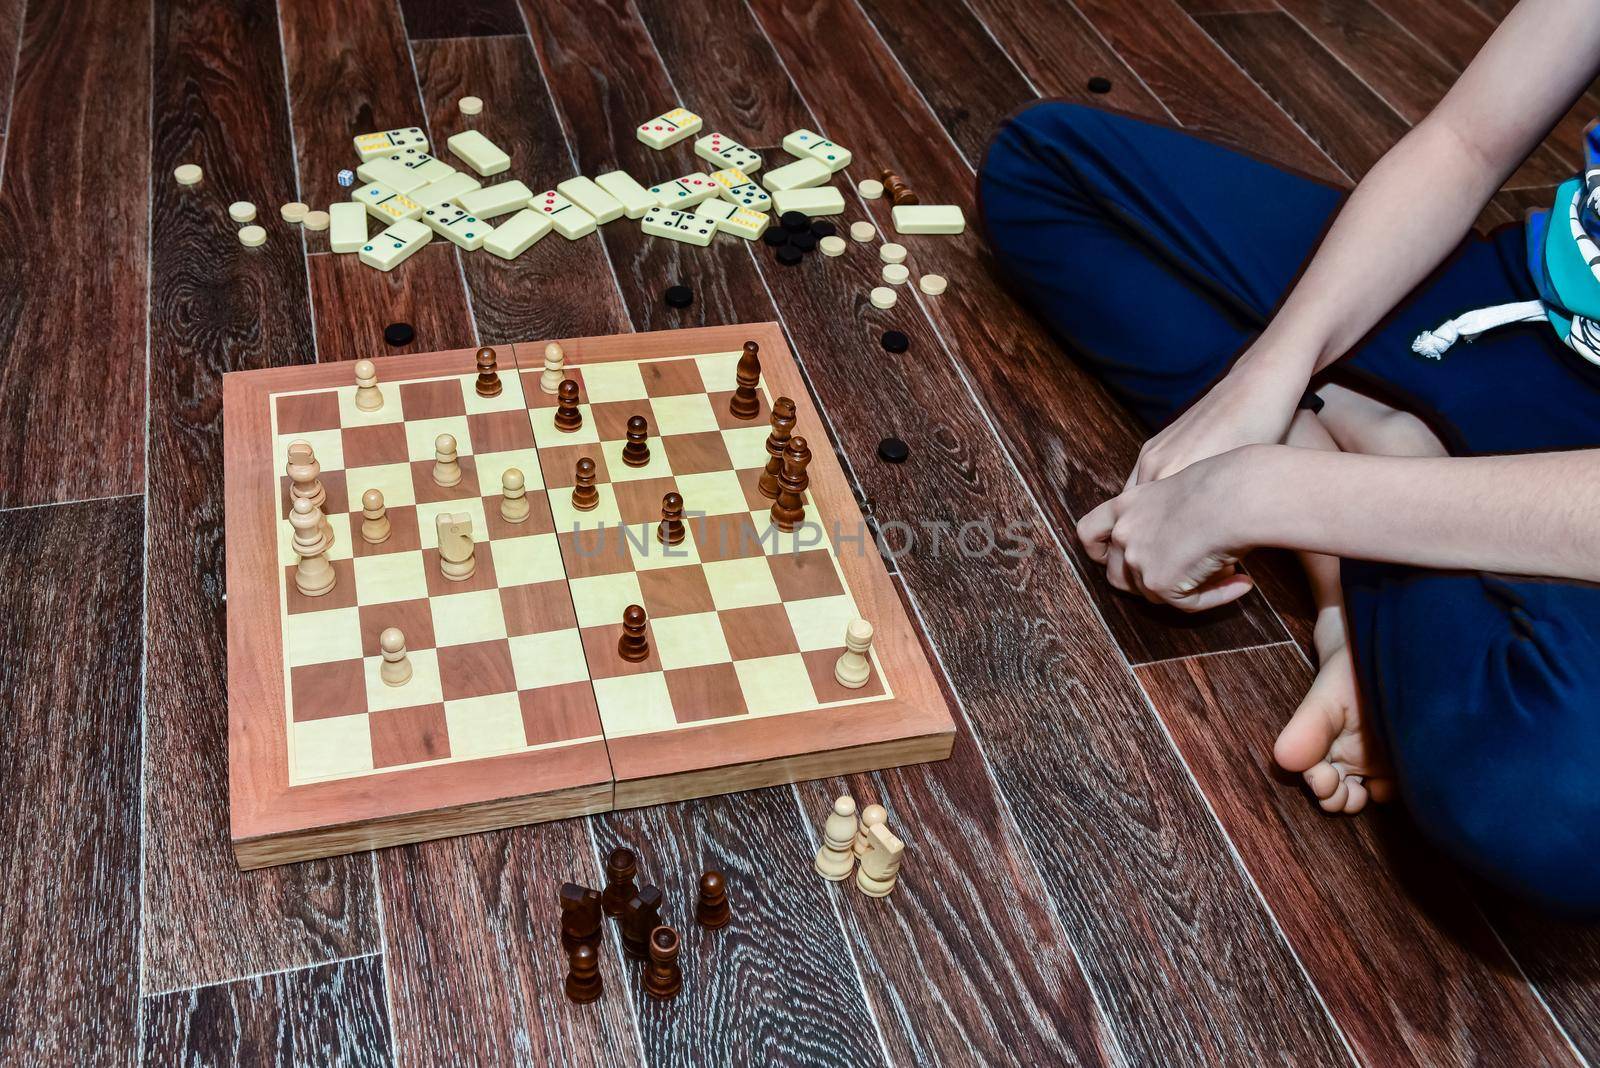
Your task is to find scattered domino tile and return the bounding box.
[648,173,717,209]
[280,202,309,223]
[359,218,431,271]
[762,158,831,193]
[355,154,429,194]
[850,221,877,243]
[238,224,266,247]
[412,171,482,210]
[869,286,896,309]
[328,202,368,253]
[891,204,966,235]
[694,132,762,173]
[918,273,948,295]
[446,129,511,176]
[302,210,330,232]
[693,199,736,222]
[353,126,428,162]
[174,163,203,186]
[377,148,455,186]
[641,206,715,246]
[710,167,771,211]
[457,179,534,220]
[229,201,257,223]
[771,187,845,217]
[459,95,483,115]
[353,181,424,224]
[879,242,907,264]
[595,171,656,219]
[636,106,702,149]
[532,189,598,239]
[556,176,625,224]
[421,204,489,251]
[882,263,910,285]
[781,128,852,172]
[483,208,553,259]
[820,235,846,256]
[858,179,884,200]
[695,199,768,240]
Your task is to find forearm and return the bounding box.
[1241,445,1600,581]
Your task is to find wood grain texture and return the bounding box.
[378,825,643,1066]
[0,497,143,1064]
[1481,903,1600,1062]
[412,35,632,344]
[0,0,21,175]
[1195,12,1410,180]
[144,0,379,993]
[1137,645,1579,1068]
[141,955,394,1066]
[305,244,478,362]
[0,0,149,507]
[744,0,1290,665]
[398,0,524,40]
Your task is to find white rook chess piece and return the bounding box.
[501,467,530,523]
[853,803,887,859]
[834,618,874,689]
[360,488,390,544]
[433,433,462,487]
[436,512,476,581]
[354,358,384,412]
[856,822,905,898]
[290,497,336,597]
[379,627,412,687]
[541,341,566,395]
[814,795,857,881]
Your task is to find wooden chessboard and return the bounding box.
[224,323,954,869]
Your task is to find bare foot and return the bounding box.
[1273,615,1394,813]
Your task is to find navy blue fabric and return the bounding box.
[979,101,1600,915]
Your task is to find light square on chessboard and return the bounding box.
[345,461,417,509]
[398,378,467,421]
[663,663,749,723]
[278,512,354,567]
[611,477,679,525]
[649,393,719,436]
[483,493,556,540]
[403,415,475,463]
[719,604,801,660]
[660,432,732,476]
[370,703,450,768]
[674,469,747,517]
[422,543,500,597]
[289,659,367,721]
[701,556,780,611]
[341,422,409,469]
[637,566,715,619]
[521,683,603,747]
[592,673,675,737]
[508,629,590,689]
[568,571,645,629]
[690,512,764,563]
[284,559,358,613]
[766,549,846,602]
[429,588,509,647]
[623,523,702,571]
[436,639,517,701]
[783,594,862,653]
[650,611,732,671]
[275,426,345,474]
[557,527,634,579]
[335,383,406,428]
[285,605,363,666]
[802,647,887,704]
[528,403,599,445]
[499,580,578,636]
[443,693,527,758]
[350,506,422,559]
[519,367,587,408]
[720,425,772,469]
[292,714,373,781]
[459,367,525,416]
[415,497,488,550]
[279,469,349,519]
[362,646,444,712]
[579,624,663,679]
[640,358,703,397]
[578,360,648,404]
[695,351,743,392]
[351,550,430,605]
[472,448,542,496]
[547,484,622,532]
[588,399,657,442]
[275,392,343,436]
[410,457,482,504]
[599,439,671,482]
[358,598,435,655]
[536,443,608,488]
[488,530,565,586]
[468,409,541,456]
[733,653,819,717]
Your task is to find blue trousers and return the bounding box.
[979,102,1600,916]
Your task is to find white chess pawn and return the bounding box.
[433,433,462,487]
[834,618,874,689]
[540,341,565,395]
[286,441,334,546]
[354,358,384,412]
[360,488,390,544]
[379,627,412,687]
[814,794,857,881]
[856,822,904,898]
[290,497,336,597]
[436,511,476,581]
[500,467,530,523]
[853,803,887,859]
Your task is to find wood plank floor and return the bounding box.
[0,0,1594,1063]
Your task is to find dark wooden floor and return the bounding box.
[1,0,1597,1063]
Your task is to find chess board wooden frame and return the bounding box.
[225,323,954,868]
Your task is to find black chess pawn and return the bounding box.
[729,341,761,420]
[571,456,600,511]
[770,436,812,533]
[759,397,797,500]
[621,415,650,467]
[602,847,638,917]
[474,346,502,398]
[618,604,650,663]
[565,944,603,1004]
[657,492,686,546]
[644,926,683,1000]
[554,379,583,432]
[621,885,663,960]
[696,871,731,929]
[559,883,603,953]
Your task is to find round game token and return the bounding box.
[819,235,847,257]
[869,286,897,309]
[664,284,694,309]
[858,179,884,200]
[229,201,258,223]
[879,242,907,264]
[881,330,909,354]
[302,210,330,232]
[918,273,948,295]
[280,201,309,223]
[877,437,910,463]
[810,220,837,239]
[780,210,810,233]
[762,228,790,247]
[459,95,484,115]
[1087,76,1113,94]
[384,322,415,347]
[790,231,818,252]
[174,163,203,186]
[850,221,877,243]
[237,224,267,247]
[882,263,910,285]
[776,244,804,267]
